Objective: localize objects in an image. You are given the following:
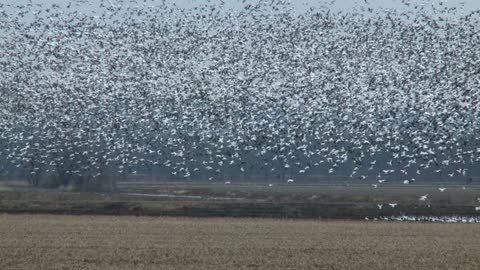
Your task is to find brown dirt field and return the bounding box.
[0,214,479,270]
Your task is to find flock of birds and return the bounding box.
[0,0,479,211]
[374,215,480,223]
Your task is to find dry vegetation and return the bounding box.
[1,214,480,270]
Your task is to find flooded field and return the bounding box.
[1,181,480,219]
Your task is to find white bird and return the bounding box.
[403,178,415,185]
[419,194,429,201]
[438,188,446,192]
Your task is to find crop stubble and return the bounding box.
[0,214,479,270]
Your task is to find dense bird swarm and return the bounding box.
[0,0,479,190]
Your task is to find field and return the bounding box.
[1,181,480,269]
[1,180,479,219]
[0,214,480,270]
